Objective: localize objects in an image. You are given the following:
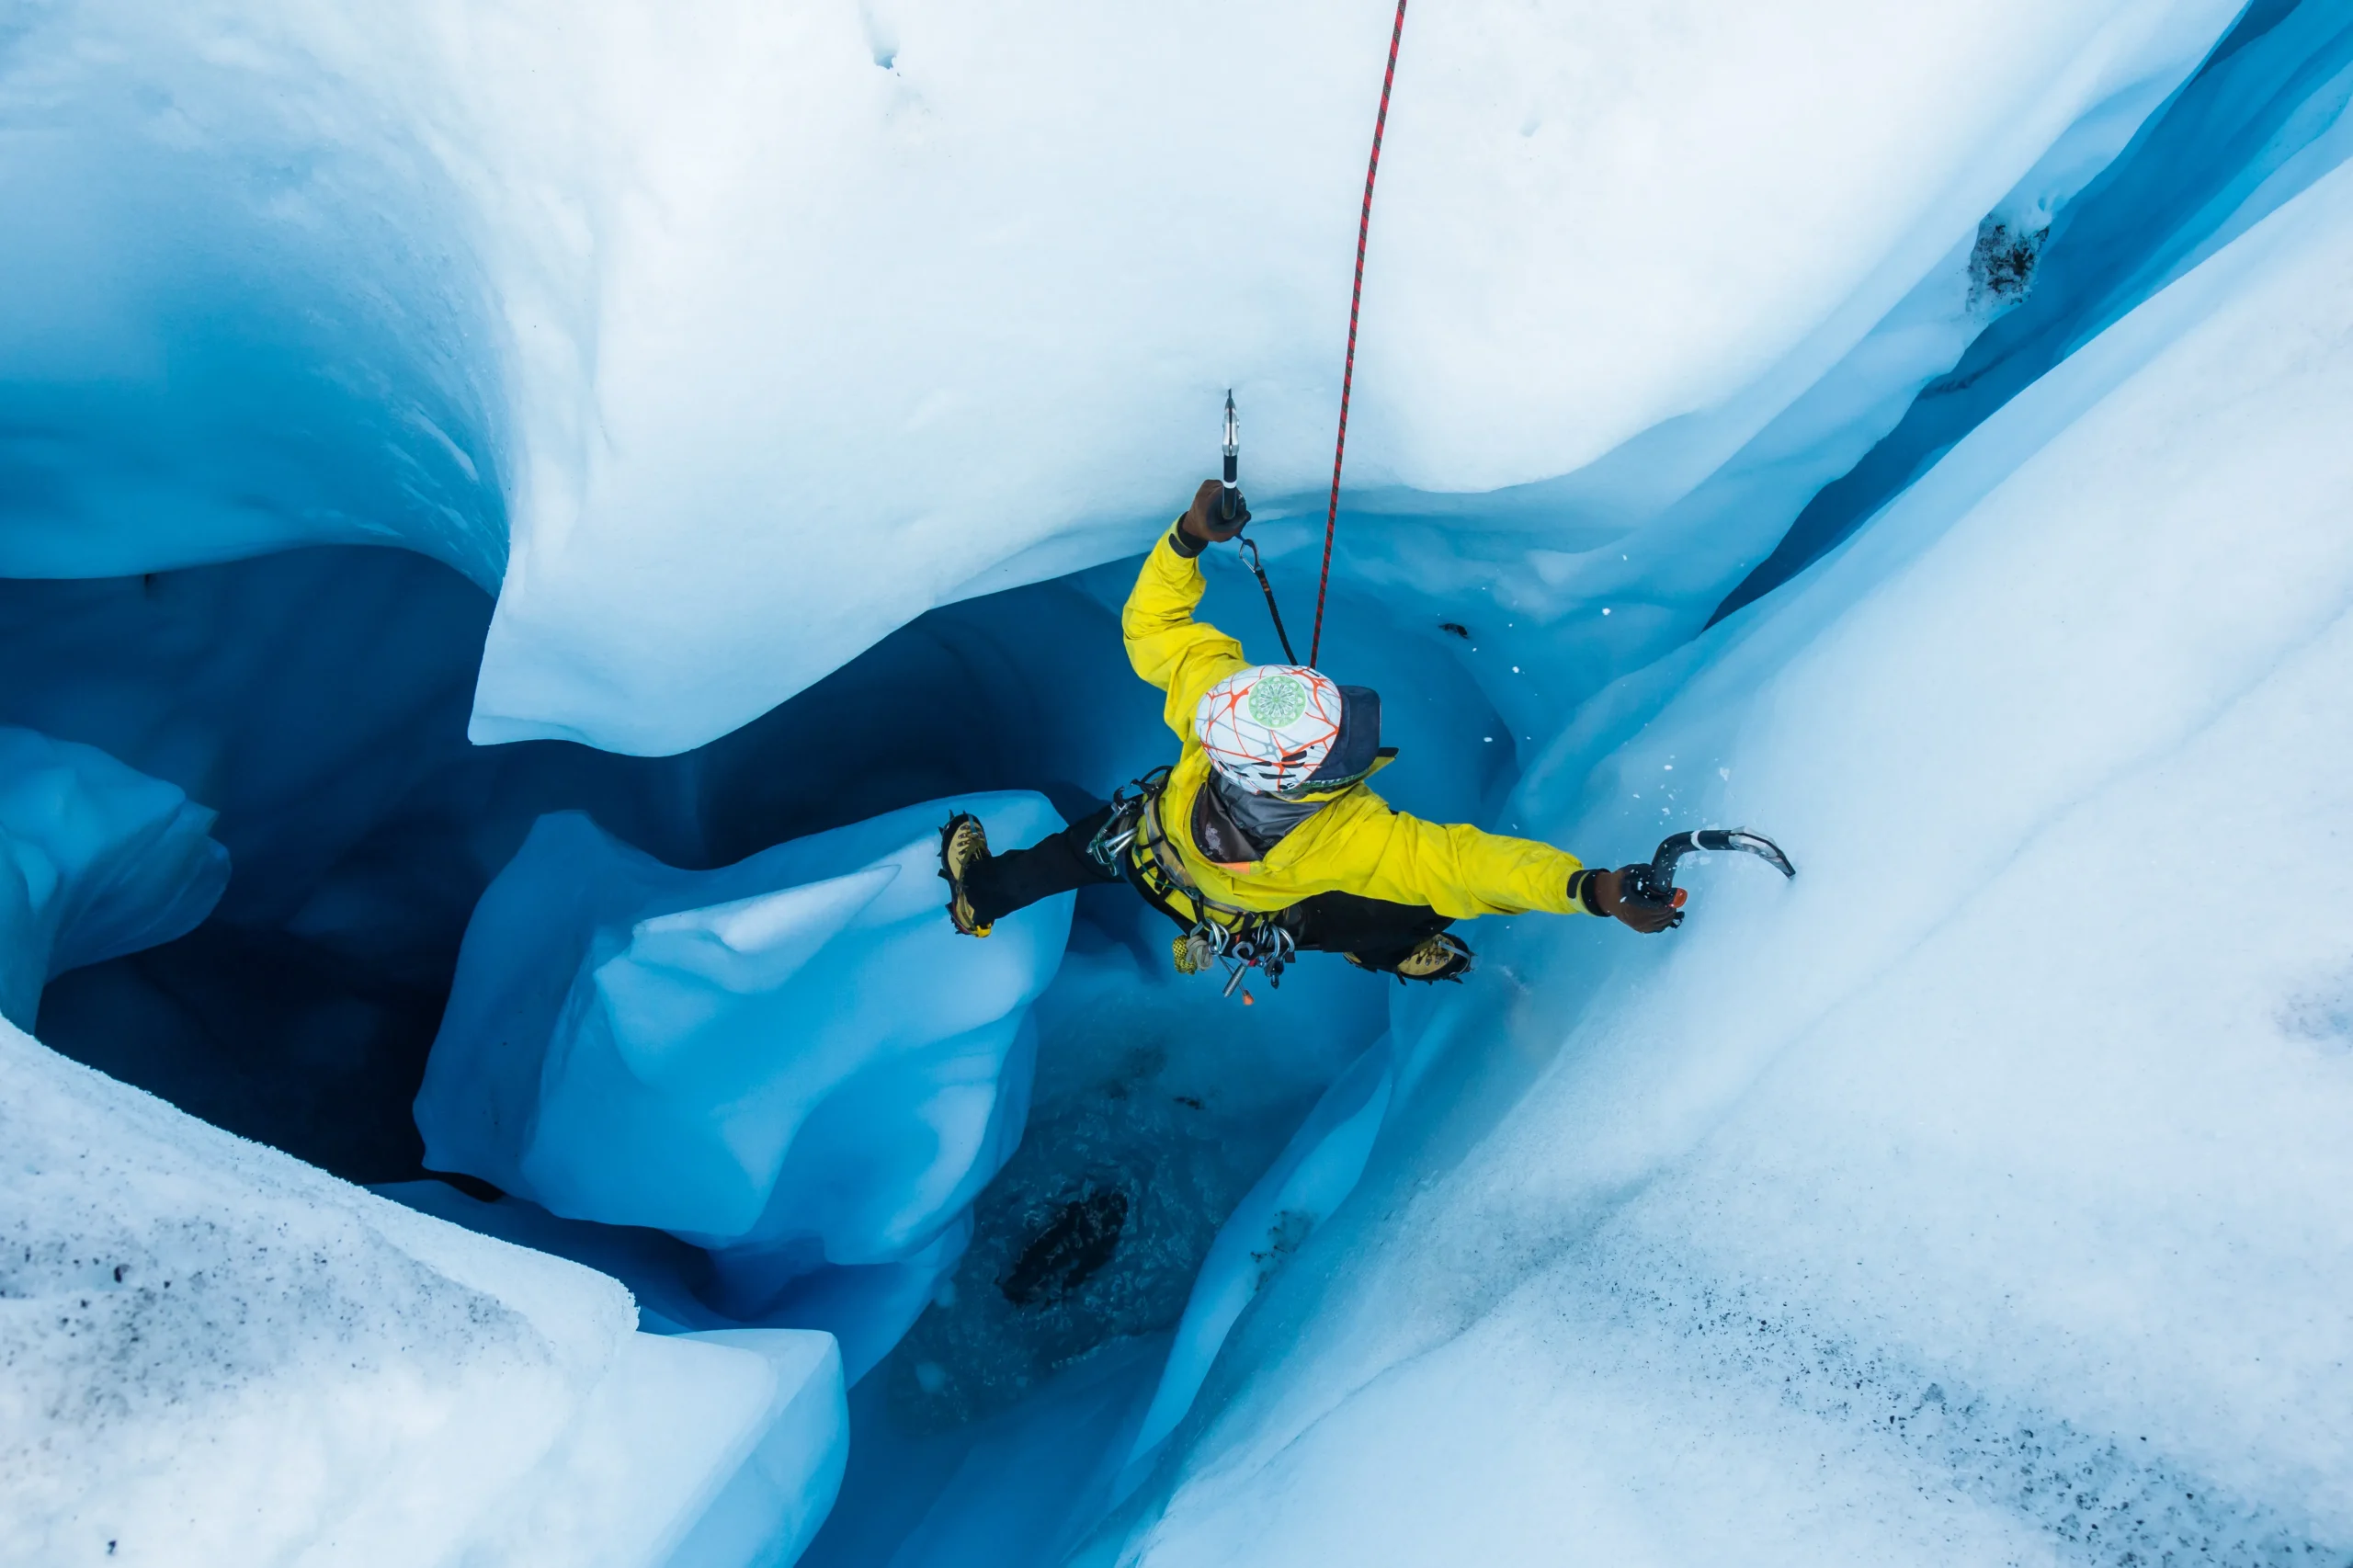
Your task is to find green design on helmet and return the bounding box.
[1246,674,1309,728]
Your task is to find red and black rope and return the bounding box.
[1309,0,1410,668]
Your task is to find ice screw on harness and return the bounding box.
[1616,829,1797,929]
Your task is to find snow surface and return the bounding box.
[0,1019,631,1566]
[415,794,1070,1377]
[0,0,2244,753]
[0,1017,850,1568]
[0,727,227,1028]
[1099,124,2353,1568]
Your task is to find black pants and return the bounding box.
[964,802,1452,972]
[964,806,1124,924]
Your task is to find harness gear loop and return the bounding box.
[1083,765,1165,875]
[1099,767,1296,994]
[1311,0,1411,668]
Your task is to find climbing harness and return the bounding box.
[1616,828,1798,929]
[1137,780,1297,998]
[1080,769,1156,878]
[1309,0,1411,668]
[1088,767,1297,999]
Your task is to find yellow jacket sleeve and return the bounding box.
[1350,807,1587,918]
[1122,526,1250,738]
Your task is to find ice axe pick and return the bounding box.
[1616,828,1796,928]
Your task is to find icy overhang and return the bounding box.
[0,0,2244,755]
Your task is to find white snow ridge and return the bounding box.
[6,2,2353,1566]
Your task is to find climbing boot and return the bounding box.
[1381,931,1473,983]
[939,812,994,937]
[1172,929,1216,976]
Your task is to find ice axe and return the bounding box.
[1218,390,1302,665]
[1221,389,1243,523]
[1616,828,1795,928]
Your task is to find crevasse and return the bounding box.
[5,3,2352,1567]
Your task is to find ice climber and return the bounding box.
[938,480,1678,986]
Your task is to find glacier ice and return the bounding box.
[807,1335,1167,1568]
[1116,1031,1395,1490]
[0,726,227,1028]
[0,9,506,588]
[1100,120,2353,1568]
[415,794,1071,1374]
[9,1,2353,1564]
[2,551,1162,1184]
[469,1328,847,1568]
[1717,0,2353,620]
[665,1331,851,1568]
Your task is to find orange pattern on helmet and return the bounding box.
[1193,665,1344,794]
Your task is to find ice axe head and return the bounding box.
[1616,827,1795,927]
[1221,390,1241,520]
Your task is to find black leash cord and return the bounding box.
[1235,537,1300,665]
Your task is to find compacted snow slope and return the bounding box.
[1102,131,2353,1568]
[0,1019,848,1568]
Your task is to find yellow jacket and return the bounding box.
[1121,528,1592,920]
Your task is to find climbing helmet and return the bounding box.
[1193,665,1344,795]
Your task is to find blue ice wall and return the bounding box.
[0,725,227,1027]
[415,796,1072,1377]
[0,528,1511,1454]
[6,534,1506,1176]
[1,547,1175,1178]
[0,10,508,585]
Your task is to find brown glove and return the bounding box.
[1180,478,1250,545]
[1589,866,1683,935]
